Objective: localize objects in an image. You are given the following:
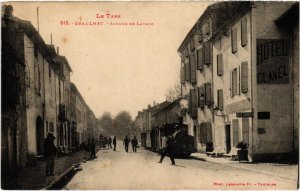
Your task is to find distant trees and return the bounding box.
[97,110,140,141]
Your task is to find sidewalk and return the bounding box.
[191,153,298,181]
[2,150,91,190]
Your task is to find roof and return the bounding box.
[177,1,252,52]
[275,2,299,28]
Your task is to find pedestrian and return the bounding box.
[113,136,117,151]
[131,136,138,153]
[108,137,112,148]
[90,139,96,158]
[123,135,130,152]
[158,135,175,165]
[44,132,57,176]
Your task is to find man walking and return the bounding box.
[90,139,96,158]
[131,136,138,152]
[113,136,117,151]
[158,135,175,165]
[123,135,130,152]
[44,132,57,176]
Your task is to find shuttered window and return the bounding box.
[185,61,191,82]
[232,119,239,147]
[190,39,195,52]
[231,28,238,53]
[242,118,249,145]
[232,68,237,96]
[180,66,185,84]
[241,18,248,47]
[217,53,223,76]
[190,89,197,118]
[204,42,211,65]
[197,48,204,70]
[190,54,197,84]
[198,86,205,109]
[238,66,241,95]
[217,89,223,111]
[241,61,248,93]
[204,82,212,106]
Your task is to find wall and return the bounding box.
[251,2,294,157]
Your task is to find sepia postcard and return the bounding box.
[1,1,299,190]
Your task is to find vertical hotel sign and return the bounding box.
[257,39,289,84]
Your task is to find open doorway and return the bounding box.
[225,124,231,154]
[36,116,44,155]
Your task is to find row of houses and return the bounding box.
[136,1,299,162]
[2,5,99,176]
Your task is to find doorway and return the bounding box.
[36,116,44,155]
[225,124,231,154]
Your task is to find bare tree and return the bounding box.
[165,84,181,102]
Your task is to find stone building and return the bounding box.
[1,5,98,176]
[178,1,299,161]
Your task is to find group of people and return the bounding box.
[123,136,138,153]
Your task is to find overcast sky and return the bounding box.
[7,1,211,118]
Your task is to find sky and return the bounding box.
[7,1,212,118]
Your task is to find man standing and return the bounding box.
[123,135,130,152]
[113,136,117,151]
[90,139,96,158]
[131,136,138,153]
[44,132,57,176]
[158,135,175,165]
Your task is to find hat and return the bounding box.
[48,132,56,139]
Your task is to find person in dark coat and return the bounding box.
[158,135,175,165]
[131,136,138,152]
[108,137,112,148]
[123,135,130,152]
[90,139,96,158]
[44,132,57,176]
[113,136,117,151]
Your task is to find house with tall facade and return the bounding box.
[178,1,298,161]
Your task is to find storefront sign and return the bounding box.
[236,112,253,118]
[257,39,289,84]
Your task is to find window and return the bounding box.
[204,42,211,65]
[242,118,249,144]
[189,89,197,118]
[217,89,223,111]
[190,39,195,52]
[185,61,191,82]
[231,28,238,53]
[49,122,54,132]
[241,61,248,93]
[204,82,212,106]
[231,68,238,97]
[197,48,204,70]
[190,54,197,84]
[217,53,223,76]
[198,86,205,109]
[258,112,270,119]
[180,66,185,84]
[241,18,248,47]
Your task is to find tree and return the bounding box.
[165,84,181,102]
[114,111,133,139]
[97,112,113,135]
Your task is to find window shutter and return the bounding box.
[231,28,237,53]
[190,54,197,84]
[197,48,204,70]
[232,68,237,96]
[204,42,211,65]
[185,61,191,82]
[238,66,241,95]
[241,61,248,93]
[242,118,249,145]
[198,86,205,108]
[232,119,239,147]
[190,89,197,118]
[241,18,248,47]
[181,53,185,62]
[205,82,212,106]
[217,53,223,76]
[190,39,195,52]
[217,89,223,111]
[206,123,212,143]
[180,66,185,84]
[200,123,207,144]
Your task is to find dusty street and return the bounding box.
[64,143,297,190]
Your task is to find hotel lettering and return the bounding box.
[257,39,289,84]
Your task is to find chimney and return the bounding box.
[57,47,59,55]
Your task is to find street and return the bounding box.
[64,143,297,190]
